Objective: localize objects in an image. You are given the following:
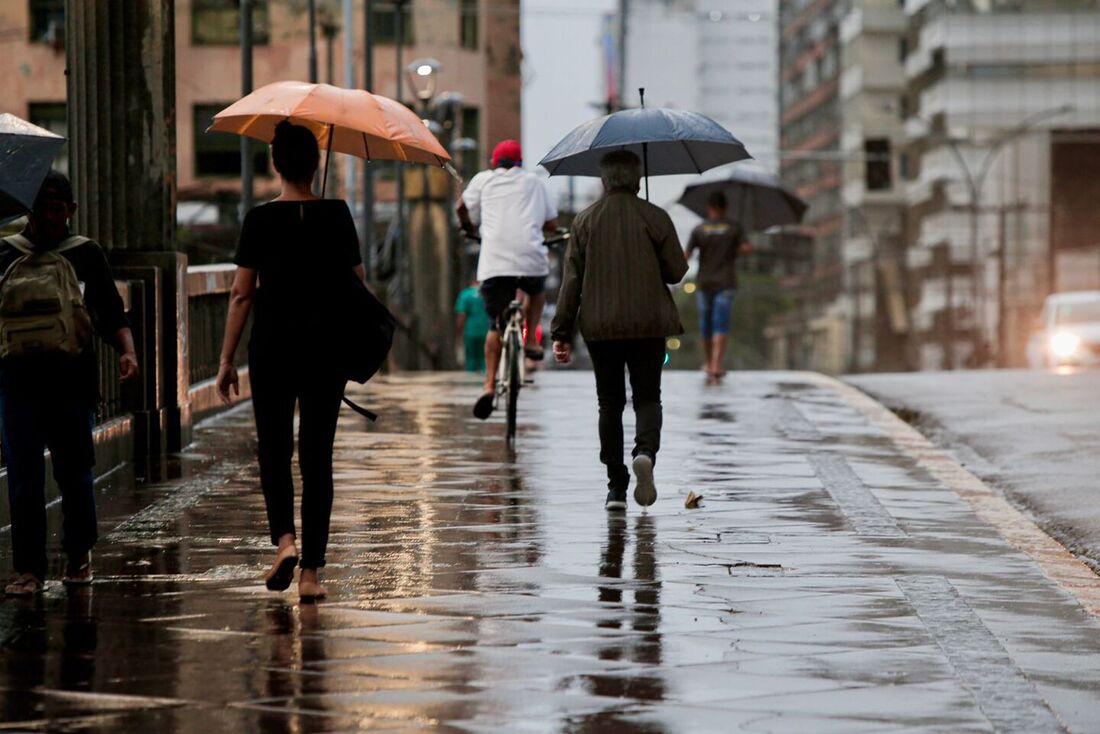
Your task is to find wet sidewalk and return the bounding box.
[2,371,1100,733]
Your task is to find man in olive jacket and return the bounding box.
[551,150,689,510]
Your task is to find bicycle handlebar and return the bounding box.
[463,229,571,248]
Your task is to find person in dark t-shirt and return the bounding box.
[684,191,751,384]
[216,121,364,603]
[1,171,139,596]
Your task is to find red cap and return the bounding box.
[491,139,523,167]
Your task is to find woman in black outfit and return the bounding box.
[216,121,364,601]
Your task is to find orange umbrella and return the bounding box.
[207,80,451,181]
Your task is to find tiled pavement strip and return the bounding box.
[2,371,1100,732]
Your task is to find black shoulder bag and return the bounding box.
[337,272,396,422]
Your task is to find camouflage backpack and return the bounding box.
[0,234,93,360]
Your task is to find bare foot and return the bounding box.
[265,536,299,592]
[63,552,93,586]
[299,568,327,602]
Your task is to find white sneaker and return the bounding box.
[632,454,657,507]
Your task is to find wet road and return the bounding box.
[2,371,1100,732]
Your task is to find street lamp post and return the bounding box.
[239,0,253,219]
[909,104,1073,368]
[394,0,409,314]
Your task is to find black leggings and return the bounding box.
[250,357,346,569]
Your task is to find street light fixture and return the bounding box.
[407,58,440,103]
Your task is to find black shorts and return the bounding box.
[480,276,546,329]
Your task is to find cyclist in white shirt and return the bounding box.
[457,139,559,419]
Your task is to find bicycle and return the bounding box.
[465,230,570,447]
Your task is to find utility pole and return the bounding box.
[307,0,318,84]
[617,0,627,111]
[363,0,375,278]
[343,0,355,211]
[997,205,1009,368]
[240,0,254,218]
[395,0,408,313]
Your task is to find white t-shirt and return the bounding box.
[462,167,558,281]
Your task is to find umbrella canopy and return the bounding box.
[0,113,66,224]
[207,81,450,167]
[678,166,807,232]
[538,107,750,177]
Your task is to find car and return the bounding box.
[1027,290,1100,369]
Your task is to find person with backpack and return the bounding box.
[215,121,366,603]
[0,171,138,597]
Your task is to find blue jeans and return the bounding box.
[697,288,736,340]
[0,371,96,581]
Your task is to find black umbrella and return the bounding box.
[678,166,807,232]
[538,90,750,199]
[0,113,66,224]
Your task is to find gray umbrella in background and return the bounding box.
[678,166,807,232]
[538,90,750,199]
[0,113,66,224]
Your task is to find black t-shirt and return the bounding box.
[0,233,129,406]
[688,219,745,290]
[233,199,361,354]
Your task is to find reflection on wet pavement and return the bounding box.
[2,371,1100,732]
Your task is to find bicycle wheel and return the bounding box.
[506,330,522,446]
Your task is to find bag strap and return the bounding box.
[342,396,378,422]
[1,234,90,255]
[1,234,34,255]
[57,235,91,253]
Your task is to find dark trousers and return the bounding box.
[250,355,346,569]
[0,375,96,581]
[587,338,665,491]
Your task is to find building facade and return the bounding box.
[619,0,779,218]
[772,0,847,373]
[903,0,1100,369]
[774,0,1100,374]
[0,0,520,222]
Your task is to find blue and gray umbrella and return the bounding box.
[0,113,66,224]
[538,94,750,199]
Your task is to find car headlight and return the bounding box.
[1050,331,1082,359]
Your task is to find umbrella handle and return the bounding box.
[642,141,649,202]
[320,123,334,198]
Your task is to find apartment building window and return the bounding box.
[194,104,269,177]
[460,106,480,178]
[373,3,415,45]
[192,0,270,46]
[898,37,908,62]
[864,138,892,191]
[29,0,65,44]
[28,102,67,174]
[460,0,478,49]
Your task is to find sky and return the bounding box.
[519,0,710,241]
[520,0,618,212]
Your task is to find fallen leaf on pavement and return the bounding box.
[685,491,703,509]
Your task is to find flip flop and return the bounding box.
[62,553,94,587]
[473,392,495,420]
[4,574,44,597]
[524,345,545,361]
[264,548,299,592]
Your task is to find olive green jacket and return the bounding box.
[551,190,688,343]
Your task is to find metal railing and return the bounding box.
[186,264,247,386]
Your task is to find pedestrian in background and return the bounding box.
[552,150,688,510]
[216,121,363,602]
[455,278,491,372]
[684,191,751,385]
[0,172,139,596]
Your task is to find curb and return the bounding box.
[821,373,1100,620]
